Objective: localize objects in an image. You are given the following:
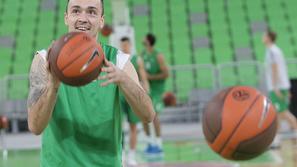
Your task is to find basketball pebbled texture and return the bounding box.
[48,32,105,86]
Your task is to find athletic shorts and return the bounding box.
[269,90,289,113]
[121,99,140,124]
[151,95,164,114]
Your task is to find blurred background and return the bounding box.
[0,0,297,166]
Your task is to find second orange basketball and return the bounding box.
[202,86,277,160]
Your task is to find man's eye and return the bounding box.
[72,9,79,14]
[89,10,97,15]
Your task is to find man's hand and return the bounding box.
[98,59,125,86]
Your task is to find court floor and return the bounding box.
[0,139,296,167]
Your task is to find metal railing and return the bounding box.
[170,64,217,102]
[217,61,267,93]
[0,74,29,133]
[0,60,296,127]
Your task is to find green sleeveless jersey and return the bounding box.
[130,54,138,71]
[142,50,165,97]
[41,44,122,167]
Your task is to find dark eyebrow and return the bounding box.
[87,6,99,11]
[71,5,80,9]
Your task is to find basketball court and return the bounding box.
[1,0,297,166]
[0,123,296,167]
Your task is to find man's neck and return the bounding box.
[266,43,274,48]
[146,47,154,53]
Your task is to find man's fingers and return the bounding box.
[100,79,114,87]
[104,58,113,66]
[101,66,115,73]
[98,73,115,80]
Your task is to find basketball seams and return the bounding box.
[218,93,262,154]
[49,32,84,83]
[60,43,97,72]
[203,87,234,143]
[58,36,89,69]
[60,45,104,86]
[231,117,277,160]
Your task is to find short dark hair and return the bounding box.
[146,33,156,46]
[120,37,130,42]
[66,0,104,16]
[267,30,277,42]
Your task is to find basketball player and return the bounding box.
[27,0,155,166]
[120,37,149,166]
[141,33,169,154]
[263,30,297,147]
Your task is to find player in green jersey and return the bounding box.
[120,37,149,166]
[27,0,155,166]
[142,33,169,154]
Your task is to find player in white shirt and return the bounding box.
[263,30,297,147]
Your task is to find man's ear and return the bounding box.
[99,15,105,29]
[64,12,69,26]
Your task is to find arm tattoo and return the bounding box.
[27,55,48,108]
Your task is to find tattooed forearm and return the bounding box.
[27,55,48,108]
[27,53,59,135]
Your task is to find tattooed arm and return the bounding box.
[27,52,60,135]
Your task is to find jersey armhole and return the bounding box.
[116,50,130,70]
[36,49,47,61]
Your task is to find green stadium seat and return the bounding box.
[218,67,238,87]
[195,67,215,89]
[213,44,233,63]
[195,48,212,64]
[8,79,29,100]
[238,65,258,87]
[188,0,204,12]
[0,48,12,78]
[287,62,297,78]
[175,69,195,101]
[192,24,208,37]
[0,21,17,36]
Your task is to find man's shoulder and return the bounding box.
[33,49,47,61]
[271,45,282,54]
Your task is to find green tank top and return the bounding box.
[142,50,165,97]
[41,44,122,167]
[130,54,138,70]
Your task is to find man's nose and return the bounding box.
[77,12,88,22]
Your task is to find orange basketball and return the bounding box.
[101,24,113,37]
[202,86,277,160]
[48,32,105,86]
[0,116,8,129]
[163,92,177,107]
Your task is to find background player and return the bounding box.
[120,36,149,166]
[263,30,297,147]
[141,33,169,154]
